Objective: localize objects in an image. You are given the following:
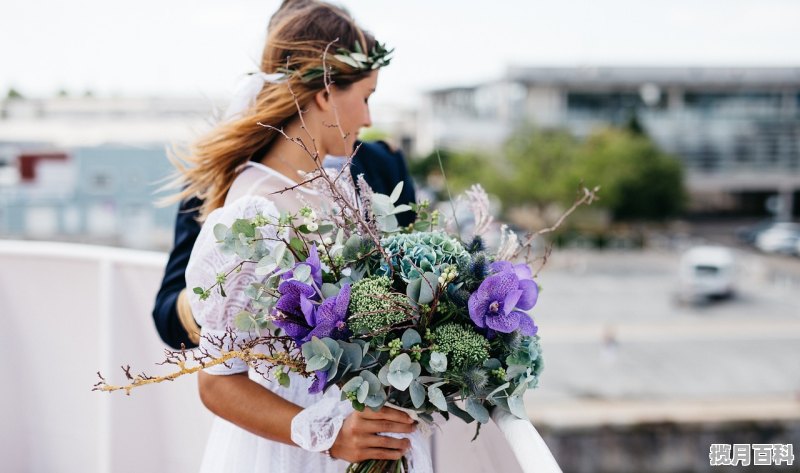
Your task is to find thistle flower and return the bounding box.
[463,366,489,396]
[432,323,490,368]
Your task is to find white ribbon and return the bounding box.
[223,72,286,121]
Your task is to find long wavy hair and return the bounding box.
[168,0,378,221]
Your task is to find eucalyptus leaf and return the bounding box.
[293,264,311,283]
[387,371,413,391]
[306,354,330,372]
[447,401,475,424]
[418,272,439,305]
[233,311,257,331]
[342,376,363,394]
[213,223,229,241]
[465,398,490,424]
[401,329,421,349]
[427,384,448,411]
[356,380,370,403]
[378,364,390,386]
[486,382,511,402]
[508,395,527,419]
[321,283,340,298]
[360,370,382,395]
[409,380,426,408]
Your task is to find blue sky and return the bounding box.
[2,0,799,106]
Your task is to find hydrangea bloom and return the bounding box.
[468,261,539,335]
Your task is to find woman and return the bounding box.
[175,2,419,471]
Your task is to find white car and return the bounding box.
[754,222,800,255]
[678,246,736,302]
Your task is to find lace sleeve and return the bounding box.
[185,195,284,375]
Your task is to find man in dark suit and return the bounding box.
[152,140,417,349]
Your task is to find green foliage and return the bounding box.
[412,123,686,222]
[432,323,490,369]
[566,127,686,220]
[347,276,407,334]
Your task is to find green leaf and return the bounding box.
[342,376,364,393]
[387,370,413,391]
[289,237,305,254]
[409,380,426,408]
[427,384,447,411]
[418,272,439,305]
[306,354,330,372]
[486,382,511,402]
[356,380,370,403]
[321,283,340,299]
[360,370,382,395]
[293,264,311,283]
[233,311,257,331]
[508,395,527,419]
[447,401,475,424]
[317,223,335,234]
[213,223,229,241]
[378,364,390,386]
[232,219,256,238]
[390,353,411,372]
[193,287,205,295]
[401,329,422,349]
[406,277,421,303]
[465,398,490,424]
[277,371,290,388]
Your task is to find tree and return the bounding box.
[567,127,686,220]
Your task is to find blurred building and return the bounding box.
[0,95,218,248]
[418,66,800,218]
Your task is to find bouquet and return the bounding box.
[96,160,597,473]
[193,163,596,472]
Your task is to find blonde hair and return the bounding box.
[168,1,377,221]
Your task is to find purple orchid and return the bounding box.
[468,262,539,336]
[272,245,326,343]
[304,284,351,342]
[308,368,328,394]
[281,244,323,289]
[273,279,317,342]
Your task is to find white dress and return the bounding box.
[186,162,352,473]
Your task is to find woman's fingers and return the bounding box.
[360,433,412,451]
[361,418,416,435]
[360,447,408,461]
[360,406,415,424]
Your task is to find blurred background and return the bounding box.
[1,1,799,472]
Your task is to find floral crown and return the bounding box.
[277,41,393,83]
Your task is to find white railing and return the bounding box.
[0,240,560,473]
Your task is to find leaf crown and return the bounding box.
[277,41,393,83]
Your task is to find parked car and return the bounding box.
[753,222,800,255]
[678,246,736,302]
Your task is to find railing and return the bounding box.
[0,240,561,473]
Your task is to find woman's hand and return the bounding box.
[329,406,417,462]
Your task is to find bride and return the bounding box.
[173,2,419,471]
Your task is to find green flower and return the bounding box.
[347,276,408,334]
[380,231,470,281]
[432,323,490,368]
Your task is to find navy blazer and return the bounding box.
[152,141,417,349]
